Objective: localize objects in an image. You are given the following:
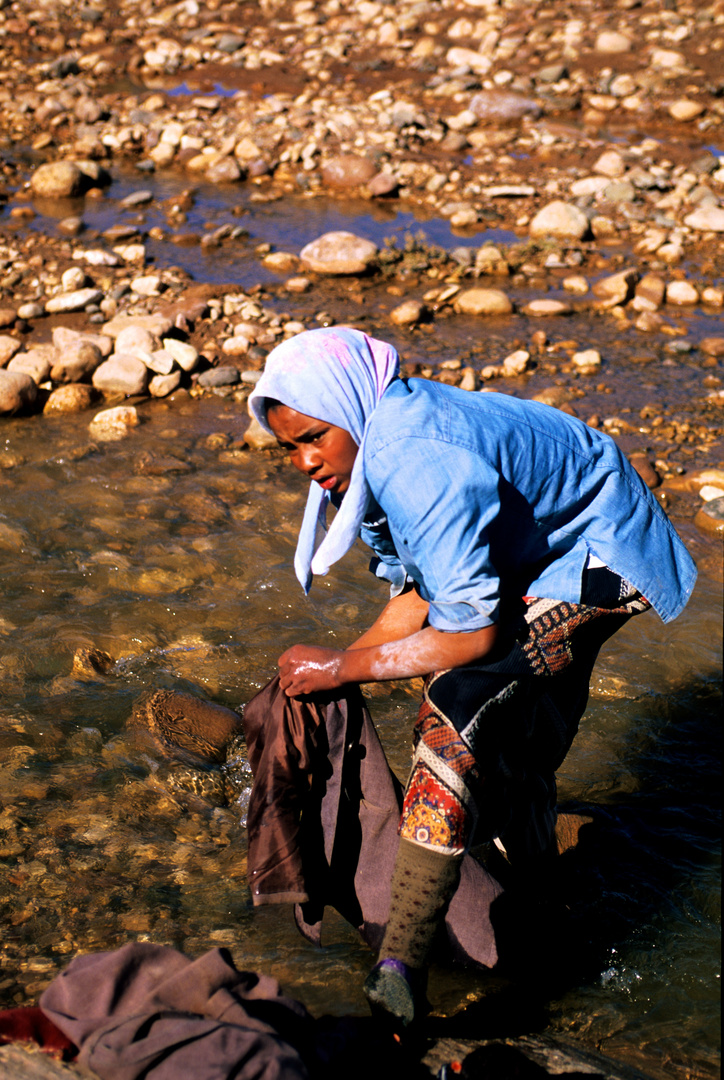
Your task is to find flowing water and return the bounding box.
[0,393,720,1080]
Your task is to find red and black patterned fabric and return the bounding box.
[399,572,650,862]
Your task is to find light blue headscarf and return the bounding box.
[248,327,400,592]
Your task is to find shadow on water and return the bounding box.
[424,672,721,1076]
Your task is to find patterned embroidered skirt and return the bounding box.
[398,567,650,863]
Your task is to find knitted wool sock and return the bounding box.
[378,838,464,969]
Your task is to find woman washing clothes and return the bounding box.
[247,327,696,1030]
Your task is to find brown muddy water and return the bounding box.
[1,164,722,1079]
[0,393,720,1080]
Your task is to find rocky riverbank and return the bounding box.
[2,0,724,551]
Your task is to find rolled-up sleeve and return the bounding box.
[366,437,502,632]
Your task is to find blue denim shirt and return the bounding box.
[359,379,696,631]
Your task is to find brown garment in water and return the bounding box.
[39,942,314,1080]
[242,676,504,969]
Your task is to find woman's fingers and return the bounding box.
[278,645,345,696]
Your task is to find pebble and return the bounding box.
[592,269,639,307]
[699,338,724,358]
[92,354,149,396]
[321,155,377,188]
[197,366,239,388]
[16,302,45,320]
[88,405,140,441]
[0,308,17,328]
[683,208,724,232]
[632,274,666,313]
[300,232,378,275]
[162,339,199,372]
[0,336,21,366]
[8,351,52,385]
[103,314,173,339]
[149,370,182,398]
[131,276,163,297]
[454,288,513,316]
[115,326,158,356]
[45,288,103,314]
[243,416,277,450]
[666,281,699,305]
[369,173,399,198]
[222,335,252,357]
[629,455,661,489]
[572,349,602,374]
[595,31,632,52]
[694,496,724,537]
[529,202,589,241]
[145,350,175,376]
[50,342,102,384]
[563,276,589,295]
[205,156,243,184]
[593,150,626,178]
[502,350,530,376]
[669,99,705,121]
[0,370,37,415]
[522,299,572,317]
[389,300,426,327]
[469,90,541,123]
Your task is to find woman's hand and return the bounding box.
[278,644,346,697]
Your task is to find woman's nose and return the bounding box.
[294,445,322,476]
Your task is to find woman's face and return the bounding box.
[266,404,359,494]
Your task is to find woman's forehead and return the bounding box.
[266,403,327,437]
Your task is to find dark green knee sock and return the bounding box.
[379,838,464,969]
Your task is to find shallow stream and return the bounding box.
[0,389,720,1080]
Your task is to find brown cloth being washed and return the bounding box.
[242,676,504,969]
[39,942,314,1080]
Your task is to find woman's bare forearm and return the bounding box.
[340,624,498,682]
[277,622,498,696]
[349,588,430,650]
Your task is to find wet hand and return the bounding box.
[278,645,346,697]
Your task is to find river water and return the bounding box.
[0,176,721,1080]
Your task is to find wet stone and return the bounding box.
[43,384,96,414]
[88,405,139,441]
